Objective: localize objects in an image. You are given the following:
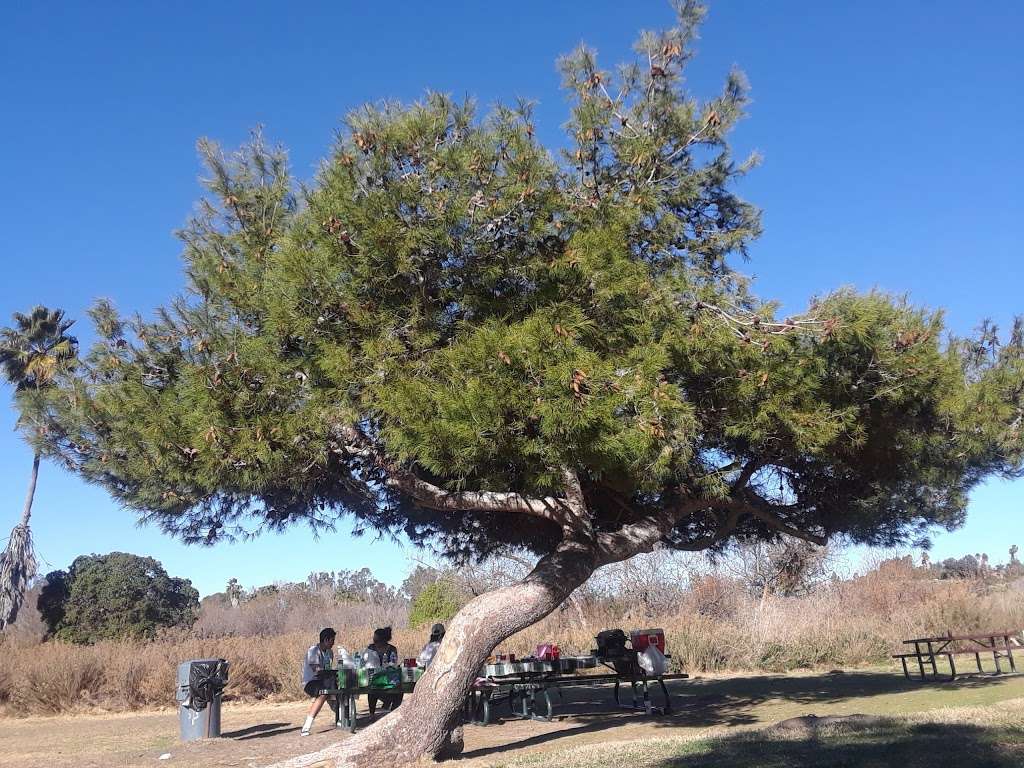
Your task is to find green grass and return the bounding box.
[495,701,1024,768]
[662,719,1023,768]
[670,667,1024,725]
[477,672,1024,768]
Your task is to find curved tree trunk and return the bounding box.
[21,453,40,527]
[271,539,601,768]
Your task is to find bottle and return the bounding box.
[354,651,363,669]
[338,646,352,668]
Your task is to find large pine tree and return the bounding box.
[11,4,1022,765]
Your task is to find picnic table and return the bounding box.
[893,629,1023,681]
[463,656,689,725]
[314,675,416,733]
[315,656,689,732]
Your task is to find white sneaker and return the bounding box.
[301,729,311,737]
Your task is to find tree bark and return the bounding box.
[21,453,40,527]
[270,539,602,768]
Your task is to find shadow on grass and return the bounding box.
[656,719,1024,768]
[460,670,1015,760]
[669,669,1008,727]
[221,721,299,740]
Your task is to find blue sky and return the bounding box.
[1,1,1020,597]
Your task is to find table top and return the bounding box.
[483,656,599,677]
[902,629,1023,644]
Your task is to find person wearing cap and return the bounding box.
[300,627,340,736]
[417,623,446,669]
[366,626,402,716]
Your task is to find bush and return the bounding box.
[38,552,199,643]
[409,580,463,628]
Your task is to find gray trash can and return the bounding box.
[176,659,230,741]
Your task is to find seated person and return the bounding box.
[417,623,446,668]
[367,626,402,716]
[301,627,339,736]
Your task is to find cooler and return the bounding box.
[630,628,665,654]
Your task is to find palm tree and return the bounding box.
[0,306,77,629]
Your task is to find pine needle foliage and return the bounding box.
[10,4,1022,564]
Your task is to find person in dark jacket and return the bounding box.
[366,626,402,716]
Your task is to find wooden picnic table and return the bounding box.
[893,629,1023,681]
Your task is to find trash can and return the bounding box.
[176,659,230,742]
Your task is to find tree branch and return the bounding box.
[732,458,762,493]
[744,504,826,545]
[332,424,573,526]
[593,497,742,565]
[593,490,826,566]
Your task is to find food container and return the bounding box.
[630,628,665,654]
[536,643,561,661]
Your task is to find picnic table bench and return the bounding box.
[893,629,1023,681]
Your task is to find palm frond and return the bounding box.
[0,306,79,389]
[0,523,37,630]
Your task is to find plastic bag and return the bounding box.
[638,646,669,676]
[370,667,399,689]
[418,640,441,668]
[363,649,381,669]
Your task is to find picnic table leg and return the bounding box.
[975,652,983,673]
[947,653,956,680]
[482,690,493,725]
[900,657,909,679]
[537,687,554,720]
[915,642,926,680]
[1005,636,1017,673]
[927,642,938,676]
[658,677,672,714]
[339,692,357,733]
[992,638,1002,674]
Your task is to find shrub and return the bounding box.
[409,580,463,628]
[38,553,199,643]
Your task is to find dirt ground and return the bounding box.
[2,670,1023,768]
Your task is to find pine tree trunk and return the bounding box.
[20,453,40,527]
[271,540,601,768]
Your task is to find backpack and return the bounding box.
[595,629,629,658]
